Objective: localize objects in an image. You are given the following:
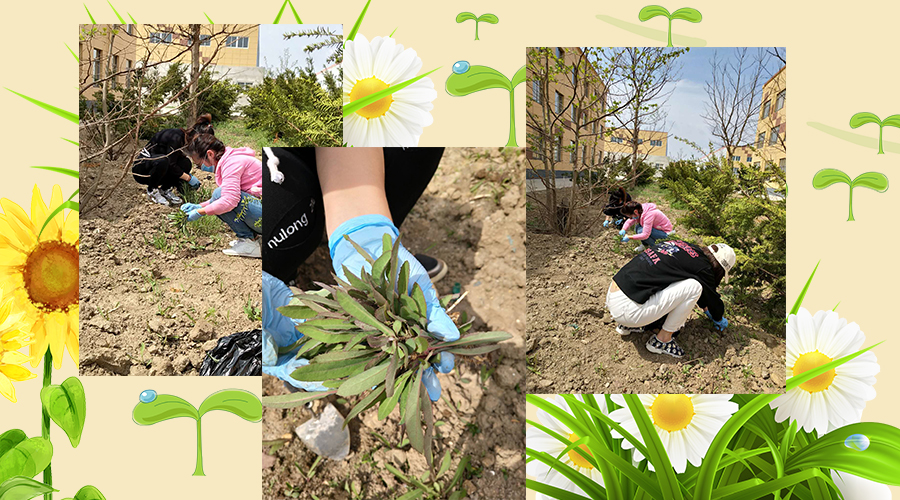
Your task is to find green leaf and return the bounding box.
[786,342,881,392]
[344,68,441,117]
[812,169,852,189]
[107,0,125,23]
[65,44,79,63]
[31,167,79,178]
[302,319,356,331]
[445,65,511,95]
[455,12,477,22]
[314,349,375,362]
[421,383,434,471]
[290,357,369,381]
[197,389,262,422]
[385,345,398,397]
[444,345,502,356]
[342,236,375,265]
[851,172,889,192]
[787,422,900,485]
[132,394,199,424]
[0,435,53,485]
[622,394,683,500]
[277,305,318,320]
[345,385,386,424]
[849,112,882,128]
[722,469,831,500]
[261,390,335,409]
[411,284,427,317]
[404,367,425,453]
[526,479,591,500]
[671,7,702,22]
[882,114,900,128]
[371,249,392,283]
[333,290,395,337]
[0,431,27,459]
[787,261,819,323]
[5,89,78,124]
[65,485,107,500]
[127,13,136,24]
[83,3,96,24]
[0,476,57,500]
[347,0,372,41]
[437,450,452,478]
[477,13,499,24]
[337,361,390,397]
[379,370,412,420]
[296,324,359,344]
[638,5,671,21]
[396,488,425,500]
[438,331,512,348]
[397,261,410,295]
[40,377,86,448]
[38,200,78,238]
[510,65,526,88]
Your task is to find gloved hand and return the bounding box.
[186,209,202,222]
[329,214,460,343]
[621,236,630,243]
[619,229,626,236]
[422,352,455,401]
[713,316,729,331]
[180,203,201,213]
[187,175,201,188]
[201,165,215,173]
[262,271,329,391]
[603,220,610,228]
[704,310,714,322]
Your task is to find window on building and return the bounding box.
[150,32,173,44]
[126,25,133,35]
[746,155,752,162]
[125,59,132,88]
[200,34,211,46]
[110,55,119,89]
[555,91,563,114]
[776,90,786,111]
[571,67,577,85]
[556,47,564,59]
[92,48,102,85]
[731,155,740,161]
[532,81,541,103]
[554,138,561,162]
[530,136,545,160]
[637,138,644,145]
[650,139,662,147]
[571,104,577,123]
[753,162,760,169]
[769,127,779,146]
[226,36,249,49]
[592,121,597,134]
[762,100,770,119]
[611,136,623,144]
[757,132,766,148]
[779,158,786,171]
[570,141,576,163]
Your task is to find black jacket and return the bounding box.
[613,240,725,321]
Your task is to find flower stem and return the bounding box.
[193,418,205,476]
[41,351,52,500]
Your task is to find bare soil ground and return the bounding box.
[262,148,526,500]
[526,186,786,394]
[79,161,261,376]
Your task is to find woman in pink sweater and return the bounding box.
[179,134,263,258]
[618,201,674,251]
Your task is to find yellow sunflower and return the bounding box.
[0,185,79,369]
[0,296,35,402]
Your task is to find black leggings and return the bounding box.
[262,147,444,282]
[132,152,192,191]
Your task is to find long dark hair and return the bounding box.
[187,133,226,164]
[701,245,726,286]
[620,200,643,217]
[184,113,214,144]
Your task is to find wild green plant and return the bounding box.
[849,112,900,154]
[385,454,470,500]
[455,12,499,41]
[637,5,702,47]
[812,169,888,221]
[445,64,525,147]
[261,235,511,476]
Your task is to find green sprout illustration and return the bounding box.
[455,12,499,41]
[849,112,900,154]
[446,63,525,147]
[132,389,262,476]
[812,169,889,221]
[638,5,702,47]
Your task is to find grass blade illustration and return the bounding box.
[273,0,302,23]
[445,64,525,146]
[106,0,124,24]
[347,0,372,42]
[812,168,888,221]
[83,4,96,24]
[638,5,702,47]
[344,68,440,117]
[5,90,78,124]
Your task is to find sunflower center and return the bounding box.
[350,77,393,119]
[566,433,593,469]
[651,395,695,432]
[792,350,836,393]
[23,240,79,312]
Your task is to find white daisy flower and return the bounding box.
[343,35,437,147]
[770,308,879,436]
[831,470,891,500]
[526,395,607,499]
[609,394,738,473]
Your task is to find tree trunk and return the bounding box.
[189,24,201,123]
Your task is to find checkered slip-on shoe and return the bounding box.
[645,333,685,358]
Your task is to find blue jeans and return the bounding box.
[636,225,669,246]
[210,187,262,238]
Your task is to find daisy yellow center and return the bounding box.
[349,77,393,119]
[792,350,836,393]
[651,395,695,432]
[23,240,79,313]
[566,433,593,469]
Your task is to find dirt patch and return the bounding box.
[262,148,526,500]
[79,162,261,376]
[525,188,785,394]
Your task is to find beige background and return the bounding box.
[0,0,898,497]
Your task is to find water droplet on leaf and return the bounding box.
[452,61,470,74]
[140,390,157,403]
[844,433,869,451]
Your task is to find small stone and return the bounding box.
[148,319,163,333]
[295,403,350,461]
[174,355,191,373]
[493,365,520,388]
[190,320,216,342]
[82,348,132,375]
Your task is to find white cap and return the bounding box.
[708,243,736,283]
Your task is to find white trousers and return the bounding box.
[605,279,703,332]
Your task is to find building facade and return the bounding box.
[78,24,137,94]
[602,129,670,171]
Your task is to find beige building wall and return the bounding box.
[78,24,137,94]
[135,24,259,68]
[753,65,787,171]
[526,47,606,177]
[602,129,668,157]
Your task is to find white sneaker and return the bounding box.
[634,243,646,252]
[161,187,183,204]
[616,324,644,336]
[223,238,261,258]
[147,188,170,206]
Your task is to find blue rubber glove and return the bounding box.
[180,203,201,213]
[621,236,630,243]
[422,352,455,401]
[619,229,626,236]
[201,165,215,173]
[186,209,202,222]
[603,220,610,228]
[262,271,329,391]
[704,310,714,322]
[187,175,201,188]
[713,316,729,331]
[329,215,460,343]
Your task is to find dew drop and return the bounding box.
[452,61,470,74]
[139,390,157,403]
[844,433,869,451]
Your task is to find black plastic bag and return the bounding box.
[199,329,262,376]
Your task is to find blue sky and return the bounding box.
[258,24,342,75]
